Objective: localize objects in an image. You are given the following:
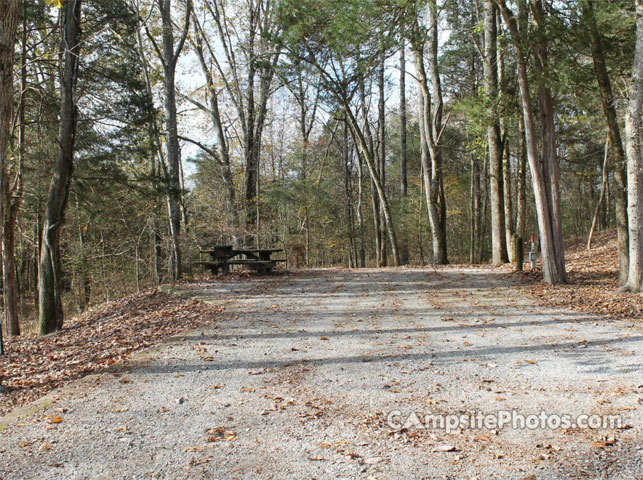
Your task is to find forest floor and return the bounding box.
[0,260,641,479]
[518,229,643,319]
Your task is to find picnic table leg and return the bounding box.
[223,261,229,276]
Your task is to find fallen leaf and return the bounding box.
[432,444,457,452]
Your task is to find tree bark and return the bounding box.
[378,49,387,267]
[39,0,83,335]
[516,113,528,239]
[582,0,629,284]
[2,2,24,337]
[344,104,400,266]
[158,0,191,281]
[399,38,409,265]
[494,0,567,284]
[533,0,566,282]
[624,0,643,291]
[412,41,448,265]
[484,0,508,265]
[588,136,610,250]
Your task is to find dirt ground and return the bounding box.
[0,267,641,480]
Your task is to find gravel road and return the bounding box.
[1,268,641,480]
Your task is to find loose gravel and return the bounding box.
[1,268,641,480]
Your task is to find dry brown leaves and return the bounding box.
[0,288,222,416]
[517,230,642,320]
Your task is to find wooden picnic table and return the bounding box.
[196,245,285,275]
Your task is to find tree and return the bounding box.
[277,0,401,266]
[39,0,83,334]
[399,35,409,265]
[581,0,629,285]
[0,0,21,348]
[156,0,191,281]
[3,1,27,337]
[484,0,508,265]
[409,0,449,265]
[624,0,643,291]
[494,0,567,284]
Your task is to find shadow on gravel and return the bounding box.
[136,335,643,376]
[178,315,603,342]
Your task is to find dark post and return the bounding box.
[513,234,523,272]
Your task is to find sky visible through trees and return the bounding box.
[0,0,642,338]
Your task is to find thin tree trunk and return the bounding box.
[356,147,366,267]
[191,22,238,235]
[77,225,90,311]
[583,0,629,284]
[495,0,567,284]
[399,37,409,265]
[624,0,643,291]
[516,113,527,238]
[484,0,508,265]
[412,44,448,264]
[498,10,514,262]
[588,136,610,250]
[39,0,83,335]
[344,105,400,266]
[378,49,387,267]
[410,4,448,264]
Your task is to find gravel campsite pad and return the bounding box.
[1,268,641,479]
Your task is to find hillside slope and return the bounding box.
[518,230,642,319]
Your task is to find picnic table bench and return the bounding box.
[195,245,285,275]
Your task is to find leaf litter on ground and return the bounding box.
[0,287,223,416]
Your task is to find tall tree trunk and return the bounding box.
[0,0,20,352]
[356,147,366,267]
[582,0,629,284]
[588,136,610,249]
[470,153,480,263]
[399,37,409,265]
[484,0,508,265]
[357,73,382,265]
[77,224,90,311]
[624,0,643,291]
[533,0,566,282]
[159,0,191,281]
[427,1,448,264]
[344,104,400,266]
[516,113,528,239]
[498,10,514,262]
[2,3,24,337]
[191,22,238,238]
[412,42,448,265]
[39,0,82,335]
[495,0,567,284]
[378,49,387,267]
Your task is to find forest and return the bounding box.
[0,0,642,340]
